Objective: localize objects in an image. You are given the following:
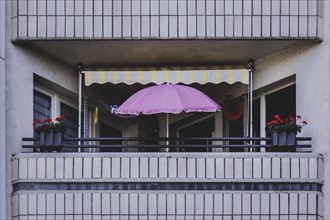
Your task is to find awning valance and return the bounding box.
[83,66,250,86]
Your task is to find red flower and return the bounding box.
[56,114,65,121]
[44,118,52,123]
[280,120,284,124]
[267,122,272,126]
[32,119,40,126]
[274,114,281,120]
[297,115,301,119]
[290,117,295,121]
[303,121,308,125]
[272,120,278,124]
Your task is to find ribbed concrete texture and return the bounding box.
[12,153,324,219]
[12,0,323,40]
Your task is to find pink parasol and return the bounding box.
[116,84,221,115]
[116,84,221,149]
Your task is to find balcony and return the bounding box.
[11,0,324,66]
[12,151,324,219]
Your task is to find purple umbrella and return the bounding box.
[116,84,221,147]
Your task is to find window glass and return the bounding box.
[60,102,79,152]
[33,90,51,121]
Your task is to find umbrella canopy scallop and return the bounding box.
[115,84,221,116]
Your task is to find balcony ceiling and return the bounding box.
[20,39,303,68]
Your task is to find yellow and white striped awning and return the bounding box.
[83,66,250,86]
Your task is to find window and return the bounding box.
[33,87,79,152]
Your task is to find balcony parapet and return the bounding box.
[11,152,325,219]
[12,153,323,185]
[11,0,323,41]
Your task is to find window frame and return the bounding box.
[34,85,78,120]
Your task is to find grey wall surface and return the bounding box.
[11,0,323,40]
[0,0,6,217]
[252,0,330,217]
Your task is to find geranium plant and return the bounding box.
[33,117,53,133]
[54,114,66,132]
[285,115,308,133]
[266,114,307,133]
[266,114,286,132]
[33,115,66,133]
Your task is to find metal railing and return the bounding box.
[22,136,312,152]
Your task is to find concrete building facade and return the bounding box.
[0,0,329,219]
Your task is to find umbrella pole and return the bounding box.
[165,113,169,152]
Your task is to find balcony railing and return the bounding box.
[22,136,312,152]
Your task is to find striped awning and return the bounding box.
[83,66,250,86]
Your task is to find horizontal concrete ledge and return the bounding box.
[12,152,323,159]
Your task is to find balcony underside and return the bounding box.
[17,39,312,67]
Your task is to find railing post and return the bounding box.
[206,139,210,152]
[124,138,128,152]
